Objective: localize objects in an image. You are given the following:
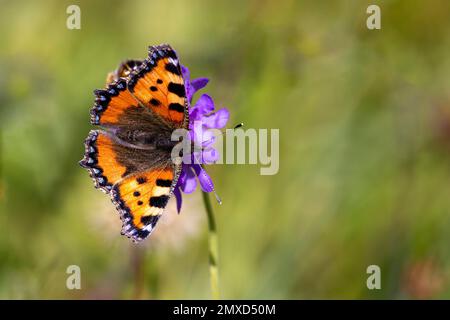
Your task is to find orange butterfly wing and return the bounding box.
[90,78,139,126]
[81,45,187,241]
[80,130,179,241]
[128,46,187,125]
[90,45,187,128]
[80,130,127,192]
[112,167,175,241]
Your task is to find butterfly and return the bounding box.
[79,44,188,242]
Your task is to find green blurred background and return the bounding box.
[1,0,450,299]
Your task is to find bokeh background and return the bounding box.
[1,0,450,299]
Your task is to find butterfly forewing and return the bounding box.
[128,45,187,126]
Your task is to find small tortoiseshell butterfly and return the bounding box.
[80,44,187,242]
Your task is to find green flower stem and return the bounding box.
[202,191,220,299]
[131,244,145,299]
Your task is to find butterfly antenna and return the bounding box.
[234,122,244,129]
[213,188,222,205]
[218,122,244,136]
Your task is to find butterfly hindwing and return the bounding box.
[80,130,179,242]
[111,167,176,241]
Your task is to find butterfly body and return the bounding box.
[80,45,188,242]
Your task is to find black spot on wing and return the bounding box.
[165,63,181,75]
[168,103,185,113]
[150,98,161,106]
[141,215,160,226]
[167,82,185,98]
[149,195,169,208]
[156,179,172,187]
[135,228,150,239]
[136,177,147,184]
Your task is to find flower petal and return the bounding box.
[181,65,209,103]
[201,128,216,147]
[181,165,197,193]
[191,78,209,92]
[191,121,204,145]
[178,65,224,198]
[181,65,190,81]
[202,147,219,164]
[181,65,194,102]
[177,169,186,185]
[186,86,194,104]
[193,164,215,193]
[193,94,215,115]
[202,108,230,129]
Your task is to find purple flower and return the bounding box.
[173,66,230,213]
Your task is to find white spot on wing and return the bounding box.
[168,57,178,66]
[146,206,162,216]
[153,187,170,197]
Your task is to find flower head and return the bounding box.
[173,66,230,212]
